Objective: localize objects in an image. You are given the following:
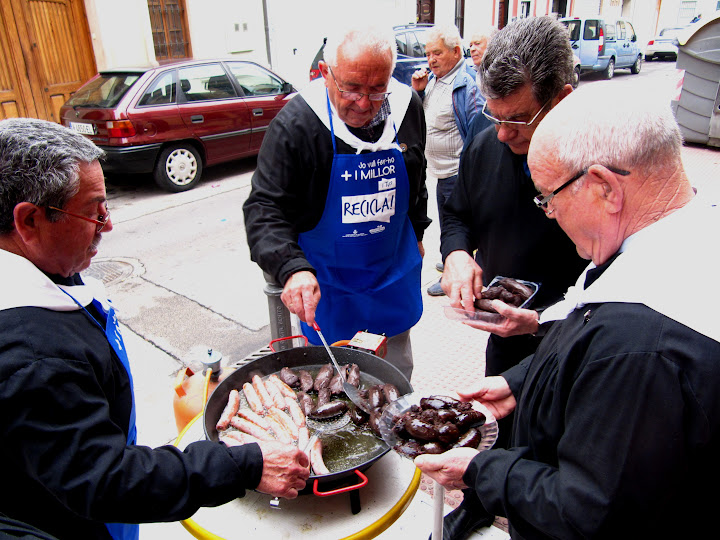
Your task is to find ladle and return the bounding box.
[312,321,374,414]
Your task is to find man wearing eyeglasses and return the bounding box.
[244,25,429,379]
[0,119,309,540]
[410,24,487,297]
[417,83,720,540]
[434,17,589,539]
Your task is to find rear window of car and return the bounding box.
[562,20,582,41]
[583,20,600,40]
[137,71,176,106]
[65,73,141,108]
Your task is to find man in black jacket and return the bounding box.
[243,24,430,380]
[417,84,720,540]
[435,17,588,539]
[0,118,309,540]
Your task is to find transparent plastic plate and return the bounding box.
[444,276,540,324]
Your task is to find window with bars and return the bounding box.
[678,1,697,25]
[147,0,191,61]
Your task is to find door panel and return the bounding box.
[225,61,288,149]
[0,0,96,122]
[177,63,251,164]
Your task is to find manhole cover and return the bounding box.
[82,257,143,286]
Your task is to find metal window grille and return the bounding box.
[147,0,190,61]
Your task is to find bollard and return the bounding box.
[263,280,293,351]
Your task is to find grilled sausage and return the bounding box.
[310,400,348,419]
[216,389,241,431]
[346,364,361,387]
[313,364,333,392]
[242,382,264,414]
[382,384,400,404]
[229,417,276,442]
[279,366,300,388]
[299,370,314,393]
[296,391,315,416]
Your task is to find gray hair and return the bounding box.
[426,24,463,51]
[532,84,683,179]
[479,16,573,104]
[323,25,397,73]
[0,118,104,235]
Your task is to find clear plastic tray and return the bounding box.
[443,276,540,324]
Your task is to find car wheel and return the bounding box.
[154,144,203,193]
[630,55,642,74]
[572,65,581,89]
[604,58,615,80]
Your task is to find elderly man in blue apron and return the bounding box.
[244,25,430,380]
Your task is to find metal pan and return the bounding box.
[203,344,412,489]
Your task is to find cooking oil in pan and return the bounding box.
[318,421,387,473]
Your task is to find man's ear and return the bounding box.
[318,60,330,80]
[588,164,623,214]
[13,202,43,243]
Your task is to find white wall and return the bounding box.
[263,0,418,89]
[185,0,268,64]
[84,0,156,70]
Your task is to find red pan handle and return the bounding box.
[268,334,308,352]
[312,470,368,496]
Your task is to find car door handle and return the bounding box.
[190,115,204,123]
[252,108,264,117]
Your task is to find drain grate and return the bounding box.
[82,257,143,286]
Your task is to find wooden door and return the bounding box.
[0,0,96,122]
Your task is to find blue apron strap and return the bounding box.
[57,289,140,540]
[325,91,338,153]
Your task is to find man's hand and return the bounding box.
[255,440,311,499]
[442,250,484,312]
[463,300,539,337]
[456,376,516,420]
[411,67,429,92]
[281,271,320,325]
[417,241,425,259]
[414,448,479,491]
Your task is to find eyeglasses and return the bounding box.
[533,166,631,211]
[328,66,391,102]
[48,205,111,233]
[481,99,551,128]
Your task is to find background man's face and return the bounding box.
[424,38,462,79]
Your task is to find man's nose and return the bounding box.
[495,123,517,143]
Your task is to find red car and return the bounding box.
[60,59,296,192]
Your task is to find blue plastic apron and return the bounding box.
[299,94,422,345]
[62,291,139,540]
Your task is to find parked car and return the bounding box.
[309,23,436,85]
[571,53,582,88]
[645,26,685,60]
[560,17,643,79]
[60,59,296,192]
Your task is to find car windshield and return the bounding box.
[65,73,141,108]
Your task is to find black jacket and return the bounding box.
[243,90,430,286]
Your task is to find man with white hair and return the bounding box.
[415,85,720,539]
[411,24,487,296]
[244,25,429,378]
